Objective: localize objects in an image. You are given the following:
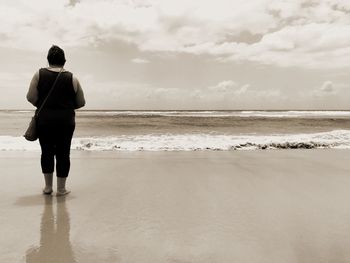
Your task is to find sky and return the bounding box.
[0,0,349,110]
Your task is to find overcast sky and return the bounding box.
[0,0,349,110]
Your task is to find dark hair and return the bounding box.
[47,45,66,66]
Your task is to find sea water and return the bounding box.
[1,110,350,151]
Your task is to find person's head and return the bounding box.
[47,45,66,66]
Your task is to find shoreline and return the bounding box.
[1,149,350,262]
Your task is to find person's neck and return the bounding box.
[47,65,65,72]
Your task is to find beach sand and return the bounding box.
[1,149,350,263]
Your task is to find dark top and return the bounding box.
[37,68,76,126]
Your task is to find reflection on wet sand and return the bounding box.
[26,196,77,263]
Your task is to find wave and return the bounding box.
[1,130,350,151]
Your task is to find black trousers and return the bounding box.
[38,124,75,178]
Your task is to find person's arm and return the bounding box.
[26,71,39,107]
[72,75,86,109]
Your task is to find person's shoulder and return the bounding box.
[37,68,49,76]
[70,72,79,82]
[32,69,42,79]
[63,70,74,77]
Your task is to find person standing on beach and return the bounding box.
[26,45,86,196]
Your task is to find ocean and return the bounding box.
[1,110,350,151]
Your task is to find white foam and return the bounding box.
[3,130,350,152]
[71,130,350,151]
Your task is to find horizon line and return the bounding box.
[2,109,350,111]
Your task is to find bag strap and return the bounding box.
[36,68,63,117]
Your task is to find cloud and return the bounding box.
[78,75,284,109]
[196,80,283,108]
[312,81,339,98]
[208,80,238,92]
[1,0,350,69]
[320,81,334,92]
[208,80,250,95]
[125,73,292,109]
[131,58,150,64]
[67,0,80,7]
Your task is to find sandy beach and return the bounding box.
[1,149,350,263]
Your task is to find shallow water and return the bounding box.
[2,110,350,136]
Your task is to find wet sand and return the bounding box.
[1,150,350,263]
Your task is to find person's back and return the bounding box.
[37,68,76,126]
